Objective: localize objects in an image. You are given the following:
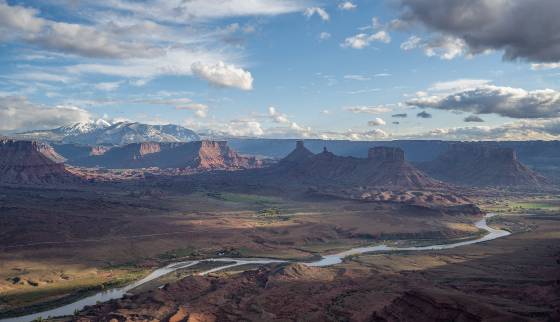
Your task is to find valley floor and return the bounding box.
[74,213,560,322]
[1,183,482,318]
[0,183,559,321]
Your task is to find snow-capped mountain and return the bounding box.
[50,119,111,137]
[54,119,112,136]
[18,121,200,146]
[91,122,201,146]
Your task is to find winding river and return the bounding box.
[1,213,510,322]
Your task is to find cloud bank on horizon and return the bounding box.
[1,0,560,141]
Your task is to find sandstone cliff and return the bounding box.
[0,139,78,185]
[68,141,260,170]
[276,142,443,189]
[420,142,547,187]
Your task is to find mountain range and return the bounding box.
[17,120,200,146]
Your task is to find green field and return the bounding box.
[482,198,560,214]
[206,192,282,205]
[0,268,147,319]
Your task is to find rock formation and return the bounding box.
[278,140,315,165]
[75,257,555,322]
[195,141,261,170]
[419,142,547,187]
[277,142,443,189]
[67,141,261,170]
[368,146,405,162]
[0,139,78,185]
[371,289,519,322]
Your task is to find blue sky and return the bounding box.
[1,0,560,140]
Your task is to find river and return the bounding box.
[0,213,510,322]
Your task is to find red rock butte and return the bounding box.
[73,140,261,170]
[421,142,547,187]
[0,138,77,185]
[277,141,443,189]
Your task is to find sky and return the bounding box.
[1,0,560,141]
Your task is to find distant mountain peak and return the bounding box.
[17,121,200,146]
[94,119,112,128]
[56,119,112,135]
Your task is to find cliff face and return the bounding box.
[195,141,261,170]
[89,146,110,156]
[66,141,260,170]
[277,143,443,189]
[0,139,77,185]
[368,147,405,162]
[137,142,162,157]
[420,143,547,187]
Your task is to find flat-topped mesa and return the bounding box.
[0,139,77,185]
[70,140,260,170]
[0,139,63,166]
[420,142,546,187]
[368,147,405,162]
[198,140,230,153]
[448,143,517,161]
[275,142,442,189]
[138,142,163,156]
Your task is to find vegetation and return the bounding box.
[157,247,199,260]
[0,268,147,319]
[481,197,560,214]
[206,192,281,205]
[258,207,281,217]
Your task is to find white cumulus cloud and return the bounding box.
[304,7,330,21]
[368,118,386,126]
[407,84,560,119]
[319,32,331,40]
[94,81,122,91]
[176,103,209,118]
[338,2,357,10]
[344,105,392,114]
[400,35,468,60]
[342,31,391,49]
[191,61,253,91]
[0,96,91,132]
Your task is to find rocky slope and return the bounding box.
[72,216,560,322]
[18,121,200,145]
[278,140,315,165]
[370,289,520,322]
[310,187,481,215]
[276,142,443,189]
[0,139,78,185]
[70,141,261,170]
[50,143,111,164]
[419,142,547,187]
